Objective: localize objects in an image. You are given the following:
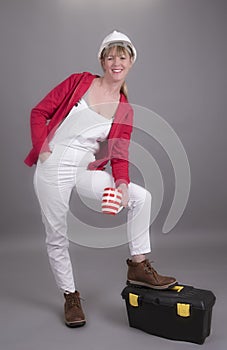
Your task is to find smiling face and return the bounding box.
[101,45,133,83]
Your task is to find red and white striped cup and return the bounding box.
[102,187,123,215]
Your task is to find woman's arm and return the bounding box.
[117,182,129,207]
[30,74,78,156]
[110,109,133,188]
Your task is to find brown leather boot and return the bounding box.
[127,259,177,290]
[64,291,86,327]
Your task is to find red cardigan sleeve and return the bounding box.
[30,74,81,155]
[110,109,133,187]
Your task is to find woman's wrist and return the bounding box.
[116,180,128,189]
[117,183,128,190]
[39,151,52,163]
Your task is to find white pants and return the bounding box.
[33,146,152,292]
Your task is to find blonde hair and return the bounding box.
[100,45,133,99]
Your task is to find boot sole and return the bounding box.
[127,279,177,290]
[65,320,86,328]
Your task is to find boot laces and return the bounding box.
[67,293,82,308]
[144,260,158,278]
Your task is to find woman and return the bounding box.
[25,30,176,327]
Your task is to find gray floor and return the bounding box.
[1,224,226,350]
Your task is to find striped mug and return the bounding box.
[102,187,123,215]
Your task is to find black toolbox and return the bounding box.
[121,284,216,344]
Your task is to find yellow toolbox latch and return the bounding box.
[177,303,191,317]
[171,285,184,292]
[129,293,139,307]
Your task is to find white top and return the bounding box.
[48,98,113,166]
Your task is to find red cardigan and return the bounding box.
[24,72,133,187]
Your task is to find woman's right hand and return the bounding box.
[39,151,52,163]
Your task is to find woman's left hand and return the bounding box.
[117,183,129,207]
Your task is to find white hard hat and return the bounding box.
[98,30,137,62]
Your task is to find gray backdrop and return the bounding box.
[0,1,226,350]
[1,0,226,233]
